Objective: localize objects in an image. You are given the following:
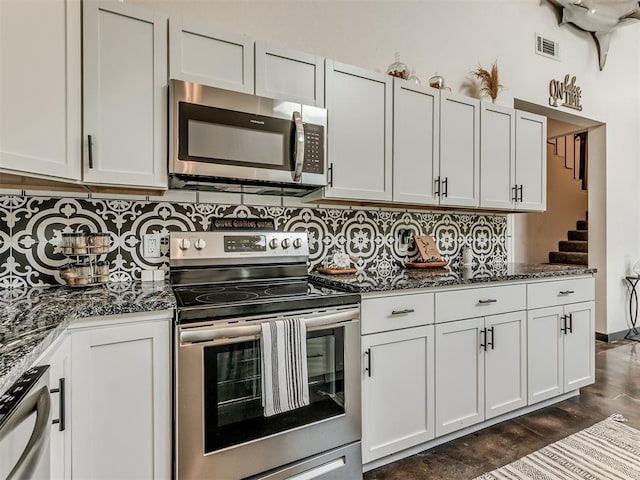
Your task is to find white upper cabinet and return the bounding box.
[170,17,254,93]
[0,0,81,181]
[255,42,324,106]
[392,80,440,205]
[439,92,480,208]
[83,1,168,188]
[480,102,516,210]
[323,60,392,202]
[515,110,547,211]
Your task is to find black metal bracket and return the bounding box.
[50,377,65,431]
[364,348,372,377]
[88,135,94,169]
[479,328,487,351]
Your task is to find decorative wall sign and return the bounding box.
[549,74,583,111]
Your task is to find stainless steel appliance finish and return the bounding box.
[169,80,327,196]
[0,366,51,480]
[171,231,362,479]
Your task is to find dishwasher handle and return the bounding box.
[2,385,52,480]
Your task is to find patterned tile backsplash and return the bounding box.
[0,194,508,288]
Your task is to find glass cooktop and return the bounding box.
[173,281,360,323]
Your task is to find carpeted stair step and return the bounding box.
[576,220,588,231]
[568,230,588,241]
[549,251,588,265]
[559,240,588,253]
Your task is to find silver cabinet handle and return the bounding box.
[292,111,305,183]
[559,290,575,295]
[478,299,497,304]
[391,309,415,315]
[2,386,52,480]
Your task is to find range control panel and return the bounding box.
[169,231,310,262]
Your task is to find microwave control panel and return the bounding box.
[302,123,325,174]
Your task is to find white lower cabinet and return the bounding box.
[435,311,526,436]
[527,301,595,404]
[37,334,72,480]
[70,315,171,479]
[361,325,435,463]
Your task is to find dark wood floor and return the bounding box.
[364,339,640,479]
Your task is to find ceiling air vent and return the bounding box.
[535,33,560,61]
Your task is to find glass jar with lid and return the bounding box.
[386,52,409,80]
[89,233,110,254]
[96,261,110,283]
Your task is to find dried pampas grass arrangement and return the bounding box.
[472,61,503,102]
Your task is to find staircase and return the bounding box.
[549,215,588,265]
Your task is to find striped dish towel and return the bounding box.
[260,317,310,417]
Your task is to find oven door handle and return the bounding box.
[180,309,359,345]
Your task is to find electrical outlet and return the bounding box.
[143,234,162,258]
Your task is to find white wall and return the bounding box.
[132,0,640,335]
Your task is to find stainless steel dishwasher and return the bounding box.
[0,365,51,480]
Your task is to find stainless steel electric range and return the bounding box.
[170,231,362,480]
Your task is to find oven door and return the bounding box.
[176,306,361,480]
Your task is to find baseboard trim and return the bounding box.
[363,390,580,473]
[595,329,633,342]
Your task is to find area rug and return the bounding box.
[475,415,640,480]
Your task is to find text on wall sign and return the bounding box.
[549,74,583,111]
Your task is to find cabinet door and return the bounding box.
[515,110,547,211]
[325,60,392,201]
[392,80,440,205]
[255,42,324,106]
[170,17,254,93]
[563,301,595,391]
[480,102,516,210]
[439,92,480,207]
[435,317,485,436]
[0,0,81,181]
[71,320,170,479]
[39,335,71,480]
[362,326,435,463]
[527,306,564,404]
[83,1,168,188]
[485,311,527,419]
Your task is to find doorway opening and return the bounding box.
[511,99,606,334]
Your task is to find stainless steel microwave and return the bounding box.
[169,79,327,196]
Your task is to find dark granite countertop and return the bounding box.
[309,263,597,294]
[0,282,176,396]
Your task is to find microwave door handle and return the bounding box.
[292,111,305,183]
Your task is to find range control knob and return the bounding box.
[194,238,206,250]
[281,238,291,249]
[293,238,303,249]
[179,238,191,250]
[269,238,279,250]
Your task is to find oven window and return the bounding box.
[203,329,345,453]
[178,102,293,170]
